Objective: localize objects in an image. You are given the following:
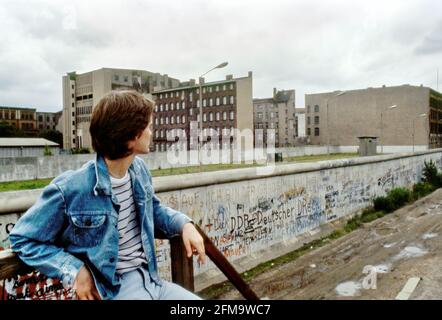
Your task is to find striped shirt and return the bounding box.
[110,171,147,275]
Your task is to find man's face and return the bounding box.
[130,115,153,155]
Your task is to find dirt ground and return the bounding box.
[217,189,442,300]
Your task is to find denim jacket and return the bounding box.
[9,154,192,300]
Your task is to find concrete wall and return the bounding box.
[1,149,441,294]
[0,146,431,182]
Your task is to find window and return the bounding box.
[230,96,234,104]
[270,112,274,118]
[182,115,185,123]
[216,112,220,121]
[160,104,163,112]
[72,84,74,90]
[165,103,169,111]
[72,103,74,107]
[165,117,169,125]
[230,111,235,120]
[155,117,159,125]
[165,93,169,98]
[314,116,319,125]
[223,96,227,105]
[223,111,227,120]
[209,87,212,93]
[182,101,186,109]
[177,115,180,124]
[171,116,174,124]
[230,83,233,90]
[203,99,207,107]
[216,86,219,92]
[176,91,179,97]
[223,84,226,91]
[189,108,193,116]
[315,127,320,136]
[160,117,164,125]
[314,105,319,112]
[307,128,311,136]
[216,97,220,106]
[307,117,311,125]
[203,113,207,122]
[209,112,213,122]
[209,98,213,107]
[307,105,311,113]
[189,92,193,102]
[258,112,263,119]
[114,75,119,81]
[124,76,128,82]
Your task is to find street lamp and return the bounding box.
[325,91,346,155]
[380,105,398,154]
[198,62,228,167]
[412,113,427,152]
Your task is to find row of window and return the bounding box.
[154,111,235,126]
[307,127,320,136]
[77,116,91,124]
[306,105,320,113]
[257,111,279,119]
[158,83,234,100]
[77,105,93,116]
[76,94,93,101]
[155,96,235,112]
[154,127,237,139]
[307,116,320,125]
[155,115,187,125]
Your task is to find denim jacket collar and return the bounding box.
[93,153,141,196]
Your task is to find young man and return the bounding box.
[9,90,205,300]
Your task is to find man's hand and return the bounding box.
[73,266,102,300]
[182,223,206,264]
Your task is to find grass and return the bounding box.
[0,153,358,193]
[0,178,53,193]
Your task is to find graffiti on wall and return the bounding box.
[1,152,441,298]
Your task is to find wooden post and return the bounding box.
[169,236,194,292]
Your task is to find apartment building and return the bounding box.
[305,84,442,149]
[36,111,62,131]
[0,106,37,135]
[253,88,296,147]
[151,72,254,152]
[62,67,180,150]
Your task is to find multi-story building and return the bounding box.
[62,68,180,150]
[253,88,296,147]
[36,111,62,131]
[0,106,37,136]
[305,84,442,150]
[151,72,254,152]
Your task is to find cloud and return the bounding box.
[0,0,441,111]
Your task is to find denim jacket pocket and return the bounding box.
[69,211,108,247]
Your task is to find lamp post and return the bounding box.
[197,62,228,167]
[380,105,398,154]
[412,113,427,152]
[325,91,346,155]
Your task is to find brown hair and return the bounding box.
[89,90,154,160]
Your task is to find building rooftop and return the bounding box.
[0,138,59,147]
[0,106,36,111]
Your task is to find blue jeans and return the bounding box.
[112,267,202,300]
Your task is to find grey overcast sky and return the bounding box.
[0,0,441,112]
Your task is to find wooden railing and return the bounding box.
[0,225,259,300]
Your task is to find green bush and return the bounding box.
[373,196,394,212]
[422,160,440,186]
[412,182,436,200]
[388,187,411,210]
